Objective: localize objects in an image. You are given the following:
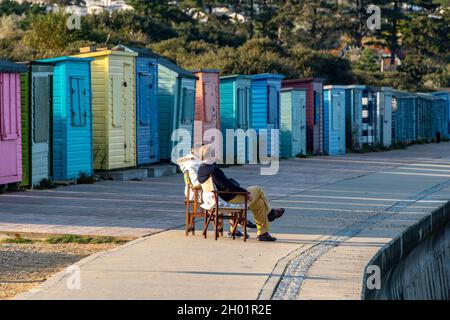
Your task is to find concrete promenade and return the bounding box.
[3,143,450,299]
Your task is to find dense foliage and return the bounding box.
[0,0,448,90]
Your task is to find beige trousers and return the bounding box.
[229,185,271,236]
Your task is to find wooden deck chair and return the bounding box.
[183,172,204,236]
[200,177,248,241]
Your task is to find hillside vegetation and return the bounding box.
[0,0,448,90]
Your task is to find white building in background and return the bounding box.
[14,0,133,16]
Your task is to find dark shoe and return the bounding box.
[228,230,249,239]
[268,208,285,222]
[244,219,257,229]
[257,232,277,241]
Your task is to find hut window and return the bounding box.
[0,74,19,141]
[267,86,278,125]
[314,91,320,125]
[70,77,87,126]
[32,75,50,143]
[111,75,123,127]
[237,88,248,129]
[181,87,195,124]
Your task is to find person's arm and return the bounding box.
[211,166,247,193]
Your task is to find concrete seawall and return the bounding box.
[362,201,450,299]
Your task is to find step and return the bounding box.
[146,164,178,178]
[107,169,148,181]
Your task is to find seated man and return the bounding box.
[197,144,284,241]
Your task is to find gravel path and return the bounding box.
[0,242,119,300]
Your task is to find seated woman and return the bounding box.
[196,144,284,241]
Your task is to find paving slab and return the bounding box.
[3,143,450,299]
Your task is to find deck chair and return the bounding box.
[177,154,203,236]
[184,175,203,236]
[200,177,249,241]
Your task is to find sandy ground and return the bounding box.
[0,242,119,300]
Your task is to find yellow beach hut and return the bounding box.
[73,47,138,170]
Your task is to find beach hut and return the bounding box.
[0,59,26,190]
[432,91,450,136]
[156,58,197,161]
[391,91,417,144]
[280,88,307,158]
[19,62,53,187]
[344,85,379,150]
[219,74,252,163]
[192,69,220,146]
[251,74,285,157]
[323,86,346,155]
[376,87,393,147]
[38,57,94,180]
[282,78,324,155]
[73,48,138,170]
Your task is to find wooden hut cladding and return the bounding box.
[192,69,220,146]
[251,74,285,157]
[323,86,346,155]
[282,78,324,155]
[19,63,53,186]
[38,57,94,181]
[156,58,197,161]
[73,48,138,170]
[280,88,307,158]
[219,75,252,163]
[0,59,27,188]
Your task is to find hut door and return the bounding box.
[0,73,19,141]
[32,75,51,144]
[138,71,154,159]
[204,83,216,125]
[70,77,87,126]
[237,88,249,130]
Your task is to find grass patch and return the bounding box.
[1,237,34,244]
[45,235,127,245]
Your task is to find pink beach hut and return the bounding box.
[0,59,27,191]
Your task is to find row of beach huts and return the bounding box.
[0,45,449,189]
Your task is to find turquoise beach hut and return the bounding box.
[38,56,93,180]
[220,74,252,163]
[323,85,346,155]
[279,88,307,158]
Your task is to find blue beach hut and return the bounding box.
[38,56,93,180]
[250,73,285,157]
[323,85,346,155]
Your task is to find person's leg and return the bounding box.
[229,186,271,236]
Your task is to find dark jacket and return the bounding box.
[198,163,247,201]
